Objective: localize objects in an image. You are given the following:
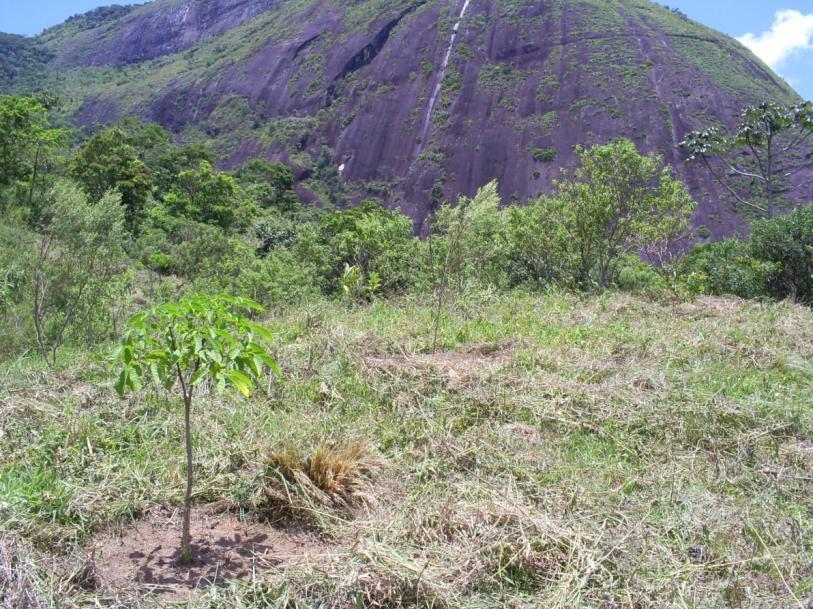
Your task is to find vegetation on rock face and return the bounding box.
[0,0,803,231]
[0,34,53,91]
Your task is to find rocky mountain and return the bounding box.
[1,0,802,235]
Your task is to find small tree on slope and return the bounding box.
[681,101,813,218]
[113,294,279,566]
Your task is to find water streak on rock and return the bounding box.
[415,0,472,158]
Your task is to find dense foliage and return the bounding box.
[0,93,812,365]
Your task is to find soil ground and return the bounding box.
[95,510,325,600]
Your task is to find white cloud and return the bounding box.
[737,9,813,69]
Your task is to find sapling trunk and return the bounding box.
[180,389,194,566]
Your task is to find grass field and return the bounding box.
[1,290,812,608]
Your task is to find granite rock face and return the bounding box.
[4,0,803,235]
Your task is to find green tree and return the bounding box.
[749,205,813,303]
[114,294,279,566]
[547,139,695,289]
[681,101,813,217]
[319,201,417,296]
[164,161,258,232]
[70,127,152,231]
[117,117,173,164]
[151,143,215,199]
[0,94,68,214]
[31,180,127,365]
[234,159,299,211]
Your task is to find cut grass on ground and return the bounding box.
[1,291,812,608]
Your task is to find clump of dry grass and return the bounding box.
[0,534,96,609]
[262,439,385,515]
[0,536,44,609]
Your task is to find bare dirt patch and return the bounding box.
[94,509,326,600]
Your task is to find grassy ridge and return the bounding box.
[1,290,811,607]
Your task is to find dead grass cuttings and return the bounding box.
[0,533,99,607]
[411,497,593,596]
[270,542,453,609]
[364,340,517,388]
[262,439,386,517]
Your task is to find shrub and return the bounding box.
[505,197,566,288]
[30,181,127,365]
[749,205,813,304]
[202,248,321,307]
[677,239,775,300]
[0,222,34,357]
[319,201,417,297]
[135,207,243,279]
[547,139,695,289]
[531,147,557,163]
[430,181,511,290]
[615,255,665,294]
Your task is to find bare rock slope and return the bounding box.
[4,0,802,234]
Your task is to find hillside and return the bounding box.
[0,0,802,235]
[2,291,812,607]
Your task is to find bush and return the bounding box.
[135,208,236,278]
[429,181,511,290]
[529,140,695,289]
[616,255,666,294]
[30,181,128,365]
[0,222,34,358]
[319,201,418,297]
[749,206,813,304]
[504,197,566,288]
[531,147,557,163]
[677,240,775,300]
[192,248,321,307]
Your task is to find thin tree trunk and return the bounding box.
[180,389,194,566]
[432,203,469,351]
[766,134,774,218]
[27,143,41,214]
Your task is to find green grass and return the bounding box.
[1,290,812,607]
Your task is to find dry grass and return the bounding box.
[1,291,812,608]
[262,439,385,515]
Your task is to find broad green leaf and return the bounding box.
[115,368,129,398]
[247,323,274,342]
[225,370,253,398]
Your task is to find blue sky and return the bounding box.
[0,0,811,99]
[667,0,813,99]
